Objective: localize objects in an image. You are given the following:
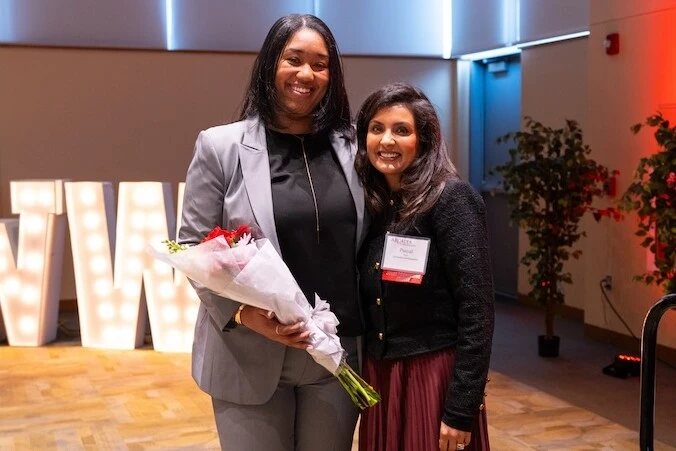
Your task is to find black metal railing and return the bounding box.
[640,293,676,451]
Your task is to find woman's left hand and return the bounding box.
[439,421,471,451]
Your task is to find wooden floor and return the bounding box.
[1,344,674,451]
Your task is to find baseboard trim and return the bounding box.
[517,294,585,321]
[515,293,676,365]
[585,324,676,367]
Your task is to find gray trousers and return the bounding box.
[212,336,360,451]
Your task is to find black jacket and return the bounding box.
[358,178,495,431]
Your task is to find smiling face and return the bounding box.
[274,28,330,133]
[366,104,419,191]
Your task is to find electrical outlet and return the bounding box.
[602,275,612,290]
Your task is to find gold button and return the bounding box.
[378,333,384,340]
[376,298,381,306]
[374,262,380,269]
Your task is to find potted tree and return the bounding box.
[493,117,618,357]
[619,112,676,294]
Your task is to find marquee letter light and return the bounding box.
[0,180,67,346]
[64,181,199,352]
[142,182,199,353]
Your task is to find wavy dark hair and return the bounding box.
[355,82,458,231]
[239,14,351,135]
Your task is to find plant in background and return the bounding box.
[493,117,619,345]
[619,112,676,294]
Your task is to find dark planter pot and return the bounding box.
[538,335,560,357]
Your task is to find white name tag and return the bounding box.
[381,233,431,277]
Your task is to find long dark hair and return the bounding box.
[355,82,458,231]
[239,14,351,135]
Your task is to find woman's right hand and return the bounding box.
[239,306,312,350]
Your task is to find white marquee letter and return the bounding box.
[65,182,198,351]
[0,180,67,346]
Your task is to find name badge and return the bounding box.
[381,233,430,284]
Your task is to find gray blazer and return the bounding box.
[179,116,367,404]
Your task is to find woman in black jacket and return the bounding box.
[355,82,494,451]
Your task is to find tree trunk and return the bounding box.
[544,302,555,339]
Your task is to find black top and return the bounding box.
[267,129,362,336]
[358,178,494,431]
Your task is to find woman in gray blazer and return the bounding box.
[179,14,367,451]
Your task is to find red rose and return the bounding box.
[201,225,251,246]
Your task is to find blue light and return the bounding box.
[165,0,175,50]
[442,0,452,59]
[0,0,16,43]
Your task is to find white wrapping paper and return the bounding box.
[147,236,345,374]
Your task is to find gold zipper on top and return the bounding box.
[298,136,320,244]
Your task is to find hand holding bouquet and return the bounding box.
[147,226,380,410]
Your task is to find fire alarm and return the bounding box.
[604,33,620,55]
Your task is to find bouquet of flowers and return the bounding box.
[147,225,380,410]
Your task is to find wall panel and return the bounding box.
[519,0,588,43]
[0,0,166,49]
[318,0,446,57]
[170,0,313,51]
[451,0,507,56]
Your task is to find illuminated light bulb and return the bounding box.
[148,213,166,226]
[122,281,138,298]
[21,287,39,305]
[102,326,118,344]
[126,258,142,274]
[94,279,112,297]
[119,326,136,341]
[185,305,199,323]
[161,305,179,323]
[159,282,175,299]
[120,303,138,321]
[133,188,160,206]
[151,234,169,247]
[79,188,97,206]
[18,316,37,334]
[166,332,180,347]
[24,215,46,234]
[131,211,146,228]
[127,234,144,251]
[38,188,54,207]
[86,234,105,252]
[97,302,115,320]
[83,211,101,229]
[152,260,172,275]
[20,189,37,207]
[3,277,20,295]
[24,253,43,272]
[90,256,108,274]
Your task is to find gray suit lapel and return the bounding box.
[239,118,281,253]
[330,132,367,252]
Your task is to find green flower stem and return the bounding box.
[162,239,187,254]
[336,360,381,410]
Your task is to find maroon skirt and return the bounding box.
[359,348,490,451]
